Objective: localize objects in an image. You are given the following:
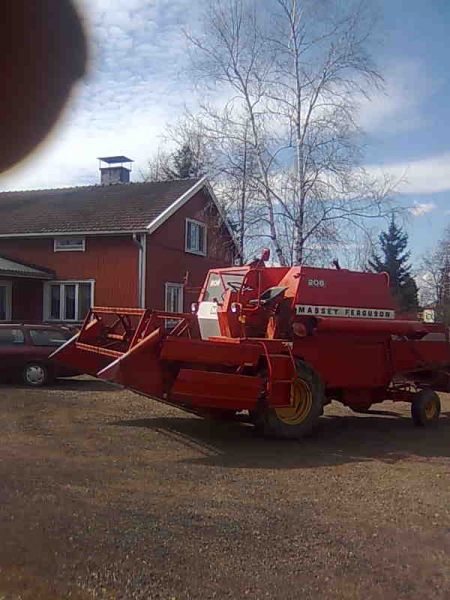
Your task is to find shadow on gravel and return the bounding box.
[0,377,115,393]
[51,377,116,392]
[115,410,450,470]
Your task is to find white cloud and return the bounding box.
[0,2,445,199]
[0,91,177,190]
[409,202,437,217]
[357,59,435,135]
[0,0,205,191]
[365,152,450,195]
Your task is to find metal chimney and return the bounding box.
[98,156,133,185]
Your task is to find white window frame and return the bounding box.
[0,281,12,321]
[54,236,86,252]
[185,218,207,256]
[165,282,184,313]
[165,283,184,329]
[43,280,95,322]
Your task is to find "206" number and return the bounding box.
[307,279,326,288]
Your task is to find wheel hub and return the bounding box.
[26,366,45,385]
[425,400,437,420]
[275,378,312,425]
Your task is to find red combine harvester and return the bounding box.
[51,252,450,439]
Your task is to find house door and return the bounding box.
[0,282,12,321]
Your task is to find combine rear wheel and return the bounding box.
[411,389,441,426]
[257,360,324,439]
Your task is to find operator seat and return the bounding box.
[248,286,288,306]
[266,298,293,339]
[245,286,291,339]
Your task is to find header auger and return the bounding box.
[52,251,450,439]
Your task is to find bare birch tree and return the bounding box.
[184,0,396,265]
[419,225,450,323]
[166,111,265,262]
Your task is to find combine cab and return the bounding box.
[52,253,450,439]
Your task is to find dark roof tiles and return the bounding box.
[0,179,201,235]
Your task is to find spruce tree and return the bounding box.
[164,143,204,179]
[369,216,419,313]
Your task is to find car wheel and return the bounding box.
[22,363,49,387]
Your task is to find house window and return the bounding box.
[0,282,12,321]
[165,283,184,313]
[45,281,93,322]
[185,219,206,255]
[165,283,184,329]
[54,236,86,252]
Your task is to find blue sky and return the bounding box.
[0,0,448,261]
[362,0,450,261]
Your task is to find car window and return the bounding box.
[29,329,71,347]
[0,328,25,345]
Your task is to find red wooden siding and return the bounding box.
[0,236,139,319]
[0,187,236,321]
[11,279,43,321]
[146,190,235,310]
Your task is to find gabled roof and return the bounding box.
[0,178,205,236]
[0,255,54,279]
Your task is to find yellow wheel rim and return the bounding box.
[275,378,313,425]
[425,399,437,420]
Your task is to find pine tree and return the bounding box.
[369,216,419,313]
[164,143,204,180]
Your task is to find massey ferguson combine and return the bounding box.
[52,252,450,439]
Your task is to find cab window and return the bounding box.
[203,272,246,302]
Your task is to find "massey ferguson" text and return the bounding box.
[295,305,395,319]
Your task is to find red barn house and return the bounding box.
[0,159,237,324]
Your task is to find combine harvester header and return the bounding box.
[52,252,450,439]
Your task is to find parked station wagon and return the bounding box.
[0,324,77,386]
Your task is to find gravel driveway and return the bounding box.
[0,378,449,599]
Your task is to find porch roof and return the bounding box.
[0,256,54,280]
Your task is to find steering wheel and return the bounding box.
[227,281,243,292]
[220,281,254,301]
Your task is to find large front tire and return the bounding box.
[258,360,324,439]
[411,389,441,426]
